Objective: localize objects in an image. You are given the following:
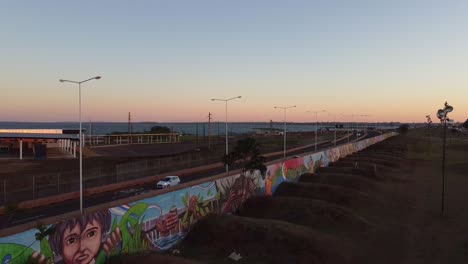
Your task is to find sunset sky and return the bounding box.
[1,1,467,123]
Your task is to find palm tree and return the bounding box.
[222,137,267,175]
[221,138,267,214]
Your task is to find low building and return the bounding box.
[0,129,80,160]
[252,128,284,136]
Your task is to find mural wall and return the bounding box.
[0,133,395,264]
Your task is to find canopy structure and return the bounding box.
[0,129,81,160]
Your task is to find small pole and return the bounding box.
[348,121,350,142]
[32,175,35,200]
[203,122,206,143]
[73,142,77,158]
[128,112,132,144]
[208,112,212,149]
[225,101,229,174]
[19,139,23,160]
[333,114,337,146]
[89,121,92,146]
[196,122,199,147]
[315,112,318,151]
[57,173,60,194]
[3,180,6,204]
[283,108,286,160]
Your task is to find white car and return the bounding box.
[156,176,181,189]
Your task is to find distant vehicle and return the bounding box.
[156,176,181,189]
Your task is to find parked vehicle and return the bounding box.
[156,176,181,189]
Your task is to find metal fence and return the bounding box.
[0,150,223,206]
[85,133,181,146]
[0,133,343,206]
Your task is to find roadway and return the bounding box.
[0,130,379,229]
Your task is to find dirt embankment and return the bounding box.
[147,129,468,264]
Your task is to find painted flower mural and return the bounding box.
[221,174,256,214]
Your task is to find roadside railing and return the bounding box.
[0,133,346,206]
[0,151,223,206]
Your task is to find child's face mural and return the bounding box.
[62,220,102,264]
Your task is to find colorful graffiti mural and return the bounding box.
[215,170,264,214]
[0,182,219,264]
[0,133,396,264]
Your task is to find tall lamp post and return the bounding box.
[274,105,296,160]
[362,114,370,132]
[307,110,326,151]
[337,114,352,142]
[211,96,242,173]
[352,114,366,140]
[60,76,101,215]
[436,101,454,217]
[329,113,342,146]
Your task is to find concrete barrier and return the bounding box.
[0,133,396,264]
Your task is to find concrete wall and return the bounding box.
[0,133,396,264]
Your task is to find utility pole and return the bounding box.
[196,122,199,147]
[128,112,132,144]
[203,122,206,142]
[208,112,212,149]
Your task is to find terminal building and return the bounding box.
[0,129,80,160]
[0,128,182,160]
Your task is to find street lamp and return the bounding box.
[59,76,101,215]
[362,114,370,132]
[329,113,342,146]
[274,105,296,160]
[211,96,242,173]
[339,114,352,142]
[352,114,367,140]
[307,110,326,151]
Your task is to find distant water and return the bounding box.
[0,122,399,136]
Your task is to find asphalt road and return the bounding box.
[0,130,379,229]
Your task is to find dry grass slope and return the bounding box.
[118,129,468,263]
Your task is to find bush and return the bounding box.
[150,126,171,133]
[398,124,409,135]
[463,119,468,129]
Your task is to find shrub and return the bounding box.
[398,124,409,135]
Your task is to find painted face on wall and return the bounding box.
[61,220,102,264]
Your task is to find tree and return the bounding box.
[463,119,468,129]
[222,137,267,175]
[221,138,267,214]
[150,126,171,133]
[398,124,409,135]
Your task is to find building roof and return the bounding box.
[0,133,79,139]
[0,129,80,139]
[0,128,81,134]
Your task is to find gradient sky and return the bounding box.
[1,0,467,123]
